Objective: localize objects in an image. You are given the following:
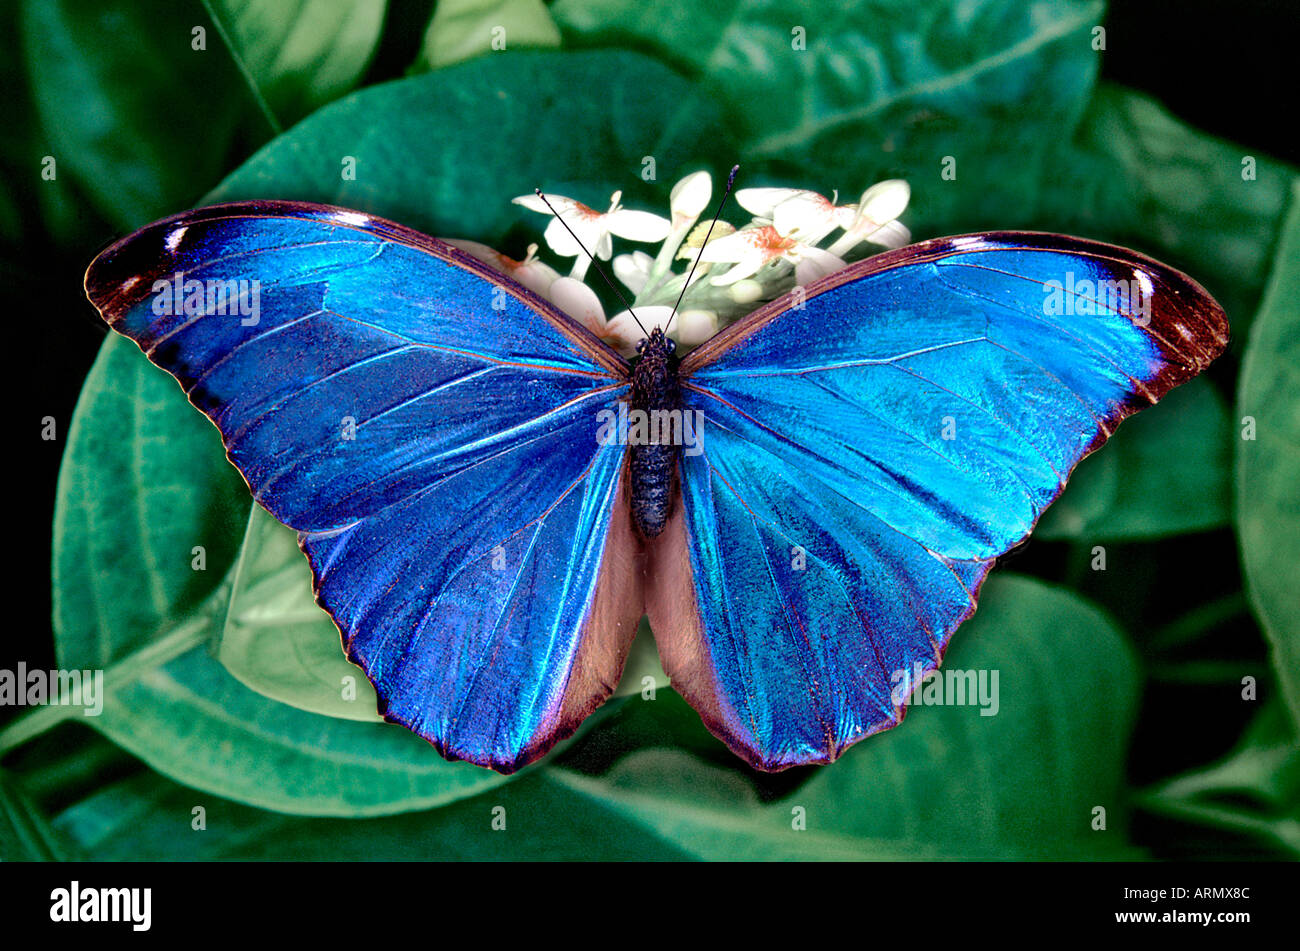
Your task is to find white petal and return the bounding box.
[513,259,561,297]
[698,228,760,263]
[670,171,713,218]
[771,192,839,242]
[856,179,910,227]
[547,277,605,330]
[833,205,859,229]
[445,239,561,296]
[443,238,501,264]
[613,250,653,294]
[673,309,718,346]
[543,215,605,258]
[605,208,671,242]
[863,219,911,249]
[513,193,566,215]
[709,251,767,286]
[793,246,846,283]
[736,187,809,218]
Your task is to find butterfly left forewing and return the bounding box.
[86,201,642,771]
[648,232,1227,770]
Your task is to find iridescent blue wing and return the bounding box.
[85,201,642,772]
[647,232,1227,770]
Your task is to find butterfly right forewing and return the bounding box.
[646,232,1227,770]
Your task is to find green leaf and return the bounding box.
[20,0,256,229]
[210,49,726,237]
[1036,377,1231,540]
[1236,181,1300,730]
[416,0,561,71]
[216,506,381,721]
[53,334,249,668]
[52,51,725,815]
[555,574,1142,859]
[203,0,387,127]
[554,0,1290,333]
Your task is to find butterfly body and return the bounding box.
[629,328,681,538]
[83,200,1228,773]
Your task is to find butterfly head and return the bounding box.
[635,328,676,361]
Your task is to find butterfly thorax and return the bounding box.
[628,329,681,538]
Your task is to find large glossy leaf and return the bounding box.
[53,333,249,668]
[1037,377,1231,540]
[20,0,256,229]
[1236,183,1300,730]
[554,1,1294,325]
[204,0,387,127]
[210,49,728,236]
[556,575,1142,860]
[52,51,725,815]
[52,346,507,815]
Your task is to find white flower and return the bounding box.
[513,190,669,281]
[547,277,606,332]
[632,171,716,300]
[826,180,912,256]
[673,309,719,347]
[736,187,855,245]
[700,225,845,286]
[670,171,712,221]
[490,173,913,354]
[613,250,654,295]
[443,239,560,298]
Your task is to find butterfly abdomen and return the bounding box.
[629,329,681,538]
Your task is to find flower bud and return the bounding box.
[670,171,713,219]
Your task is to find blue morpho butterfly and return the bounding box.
[84,197,1227,773]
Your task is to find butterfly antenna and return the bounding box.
[666,164,740,335]
[533,188,649,339]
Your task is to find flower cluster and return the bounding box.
[448,171,911,356]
